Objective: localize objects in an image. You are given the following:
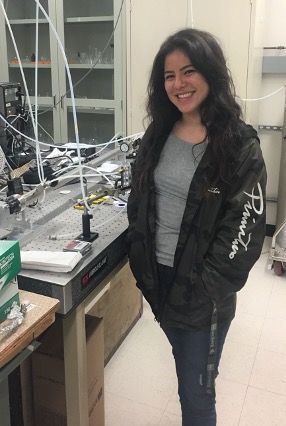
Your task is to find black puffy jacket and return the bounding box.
[126,123,267,329]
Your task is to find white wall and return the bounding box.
[191,0,257,115]
[126,0,189,134]
[127,0,265,130]
[127,0,268,132]
[190,0,266,127]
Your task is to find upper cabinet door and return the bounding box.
[2,0,60,144]
[0,0,126,147]
[57,0,125,145]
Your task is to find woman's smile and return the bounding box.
[164,49,209,118]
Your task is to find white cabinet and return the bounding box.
[0,0,126,145]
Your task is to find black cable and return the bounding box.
[0,112,37,168]
[22,140,37,153]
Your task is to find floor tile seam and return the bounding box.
[264,312,286,321]
[218,374,251,387]
[224,338,261,351]
[217,376,248,388]
[247,346,258,387]
[105,390,167,412]
[234,310,269,320]
[236,382,281,426]
[219,345,258,386]
[245,384,286,398]
[160,383,178,417]
[254,345,286,357]
[256,309,267,349]
[248,369,286,396]
[157,410,165,426]
[235,383,249,426]
[160,409,181,424]
[234,309,266,318]
[226,336,260,349]
[264,273,278,318]
[162,408,181,416]
[257,339,286,356]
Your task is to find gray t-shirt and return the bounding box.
[154,132,206,267]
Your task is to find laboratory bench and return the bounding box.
[3,151,142,425]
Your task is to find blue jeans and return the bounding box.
[157,263,230,426]
[162,322,230,426]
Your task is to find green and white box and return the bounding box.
[0,277,20,323]
[0,241,21,323]
[0,240,21,287]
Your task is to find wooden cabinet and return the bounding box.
[88,261,142,363]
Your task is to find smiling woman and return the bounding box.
[164,50,209,125]
[126,28,267,426]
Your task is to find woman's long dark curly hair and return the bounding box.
[133,28,243,193]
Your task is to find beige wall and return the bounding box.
[191,0,265,126]
[126,0,189,134]
[191,0,252,100]
[126,0,265,134]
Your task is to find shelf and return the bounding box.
[8,17,114,25]
[66,98,115,111]
[65,16,113,23]
[68,107,114,115]
[9,19,48,25]
[68,64,114,69]
[9,63,113,69]
[9,63,52,68]
[30,96,54,106]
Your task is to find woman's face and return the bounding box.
[164,49,210,119]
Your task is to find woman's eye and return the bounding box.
[185,69,195,75]
[165,74,174,81]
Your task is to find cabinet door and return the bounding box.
[1,0,61,144]
[0,0,126,147]
[57,0,125,145]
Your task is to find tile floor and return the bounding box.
[104,237,286,425]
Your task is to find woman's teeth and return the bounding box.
[177,92,193,99]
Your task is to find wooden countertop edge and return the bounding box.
[0,290,60,369]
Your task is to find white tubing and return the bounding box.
[0,115,144,152]
[0,1,45,183]
[34,3,45,182]
[34,0,90,211]
[239,85,286,102]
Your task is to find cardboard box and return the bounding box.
[0,240,21,323]
[32,315,104,426]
